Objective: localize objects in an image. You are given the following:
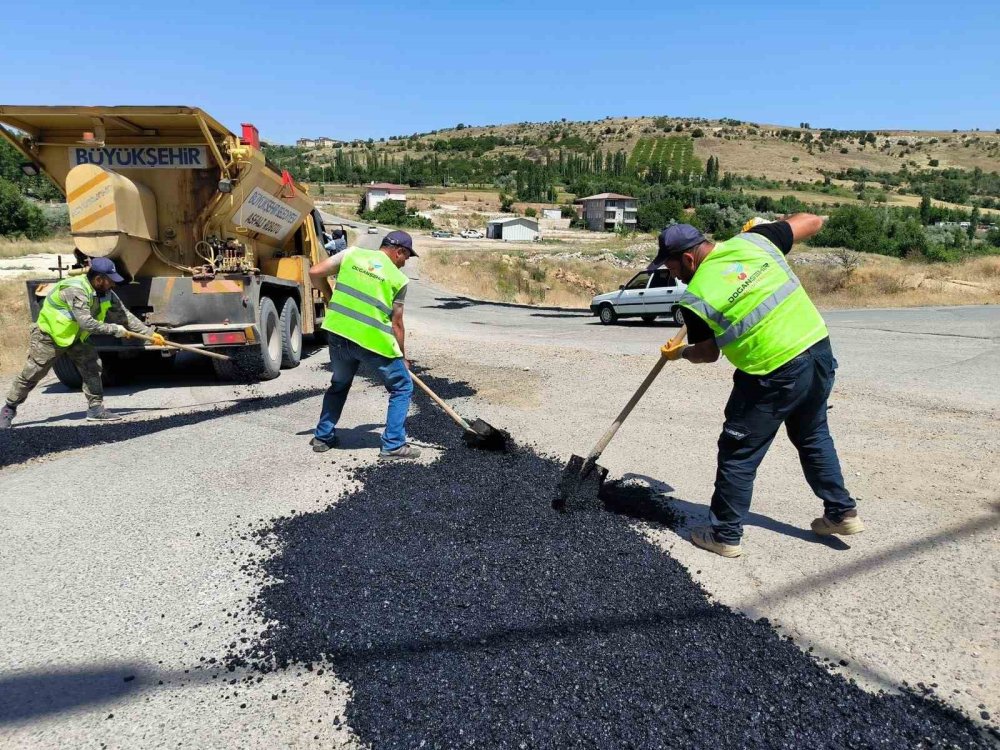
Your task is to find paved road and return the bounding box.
[0,234,996,746]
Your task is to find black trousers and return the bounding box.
[710,337,855,544]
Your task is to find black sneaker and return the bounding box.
[310,436,339,453]
[86,406,122,422]
[0,403,16,429]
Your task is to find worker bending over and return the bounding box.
[654,218,862,558]
[308,231,419,458]
[1,257,165,428]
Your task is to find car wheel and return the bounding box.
[599,304,618,325]
[641,314,657,324]
[673,306,685,326]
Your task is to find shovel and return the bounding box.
[410,371,509,451]
[554,325,687,511]
[127,331,231,361]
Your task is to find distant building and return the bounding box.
[365,182,407,212]
[574,193,638,231]
[486,217,539,242]
[296,136,344,149]
[541,208,562,220]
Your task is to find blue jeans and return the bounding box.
[314,335,413,451]
[710,337,855,544]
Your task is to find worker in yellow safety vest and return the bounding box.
[307,231,420,458]
[651,217,863,558]
[1,257,165,428]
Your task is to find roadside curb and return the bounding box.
[432,292,591,314]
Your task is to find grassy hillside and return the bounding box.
[279,115,1000,211]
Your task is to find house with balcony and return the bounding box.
[574,193,638,231]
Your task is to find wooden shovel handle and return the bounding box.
[586,324,687,460]
[127,331,231,361]
[410,371,473,432]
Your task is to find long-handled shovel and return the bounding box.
[410,371,508,451]
[127,331,231,361]
[553,325,687,511]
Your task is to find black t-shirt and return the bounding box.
[683,222,794,344]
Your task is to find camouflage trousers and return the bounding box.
[5,325,104,408]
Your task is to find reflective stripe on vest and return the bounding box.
[681,233,828,375]
[320,248,407,358]
[37,276,111,347]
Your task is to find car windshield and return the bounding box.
[624,273,650,290]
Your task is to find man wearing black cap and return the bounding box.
[1,257,165,428]
[649,216,862,558]
[308,230,421,458]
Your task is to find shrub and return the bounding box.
[524,207,537,217]
[0,178,48,239]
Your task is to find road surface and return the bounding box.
[0,237,996,747]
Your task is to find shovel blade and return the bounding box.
[553,454,608,512]
[462,418,509,452]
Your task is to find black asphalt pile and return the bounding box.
[229,376,991,749]
[0,387,322,469]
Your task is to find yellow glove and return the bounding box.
[661,340,688,361]
[741,217,769,232]
[148,331,167,347]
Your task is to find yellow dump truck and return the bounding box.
[0,105,331,383]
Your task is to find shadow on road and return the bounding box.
[619,473,851,549]
[0,662,215,725]
[0,387,324,470]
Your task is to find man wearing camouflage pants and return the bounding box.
[1,257,164,427]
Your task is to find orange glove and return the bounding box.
[148,331,167,347]
[661,340,688,361]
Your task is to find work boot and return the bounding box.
[0,403,15,429]
[310,436,339,453]
[86,405,122,423]
[690,526,743,558]
[811,509,865,536]
[379,443,421,460]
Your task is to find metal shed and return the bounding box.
[486,217,540,242]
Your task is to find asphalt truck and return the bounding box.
[0,105,332,384]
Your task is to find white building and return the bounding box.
[364,182,407,212]
[574,193,638,231]
[486,217,540,241]
[541,208,562,220]
[296,137,317,148]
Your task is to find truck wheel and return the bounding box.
[672,306,685,326]
[599,304,618,325]
[212,297,282,382]
[279,298,302,369]
[52,355,83,390]
[641,314,657,324]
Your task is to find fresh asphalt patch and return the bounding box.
[222,372,992,748]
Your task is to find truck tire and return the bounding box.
[598,304,618,325]
[279,297,302,369]
[212,297,282,382]
[52,355,83,390]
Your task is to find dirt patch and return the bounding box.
[422,353,543,409]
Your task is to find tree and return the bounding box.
[968,207,980,239]
[0,178,48,238]
[919,193,932,225]
[524,207,537,217]
[499,193,514,212]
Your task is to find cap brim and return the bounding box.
[406,249,418,257]
[107,272,125,282]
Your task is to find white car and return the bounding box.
[590,268,687,326]
[460,229,484,239]
[367,225,379,234]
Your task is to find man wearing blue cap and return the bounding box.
[650,216,862,557]
[1,257,165,428]
[308,230,420,458]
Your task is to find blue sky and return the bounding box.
[2,0,997,143]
